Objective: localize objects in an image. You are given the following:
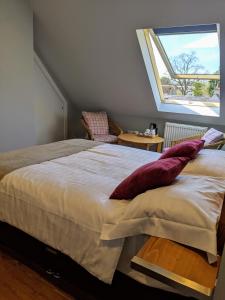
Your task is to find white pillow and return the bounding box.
[183,149,225,177]
[101,175,225,258]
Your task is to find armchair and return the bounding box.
[81,111,123,144]
[171,134,225,150]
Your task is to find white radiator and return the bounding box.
[164,122,208,148]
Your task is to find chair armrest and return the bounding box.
[204,139,225,150]
[171,134,225,150]
[108,118,123,136]
[171,135,202,147]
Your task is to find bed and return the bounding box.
[0,139,225,295]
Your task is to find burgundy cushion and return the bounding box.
[110,157,190,200]
[160,139,205,160]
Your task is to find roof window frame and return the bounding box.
[136,25,221,117]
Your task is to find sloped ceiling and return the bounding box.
[31,0,225,135]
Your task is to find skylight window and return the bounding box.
[137,24,220,116]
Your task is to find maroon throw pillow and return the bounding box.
[110,157,190,200]
[160,139,205,160]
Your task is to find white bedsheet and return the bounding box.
[103,175,225,257]
[0,144,159,283]
[0,144,224,283]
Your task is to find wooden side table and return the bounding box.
[118,133,164,152]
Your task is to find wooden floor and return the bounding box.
[0,250,73,300]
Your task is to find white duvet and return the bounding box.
[0,143,224,283]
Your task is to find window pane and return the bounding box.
[158,32,220,75]
[162,78,220,104]
[150,35,220,103]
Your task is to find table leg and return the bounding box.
[156,142,163,153]
[146,144,150,151]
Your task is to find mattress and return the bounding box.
[0,143,160,283]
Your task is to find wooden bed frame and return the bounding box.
[0,220,224,300]
[131,237,225,300]
[0,221,191,300]
[131,198,225,300]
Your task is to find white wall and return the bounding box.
[32,0,225,137]
[0,0,35,152]
[33,54,67,144]
[0,0,68,152]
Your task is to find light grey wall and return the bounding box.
[0,0,67,152]
[33,55,67,144]
[32,0,225,138]
[0,0,36,152]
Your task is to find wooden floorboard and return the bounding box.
[0,250,73,300]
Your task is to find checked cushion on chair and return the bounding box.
[93,134,118,143]
[82,111,109,135]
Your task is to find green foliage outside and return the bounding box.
[159,52,220,99]
[208,80,219,97]
[193,82,204,96]
[160,76,219,98]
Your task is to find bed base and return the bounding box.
[0,222,190,300]
[0,222,93,299]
